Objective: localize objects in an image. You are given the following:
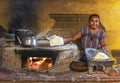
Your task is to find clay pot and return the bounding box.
[70,61,88,72]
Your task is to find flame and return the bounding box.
[27,57,52,70]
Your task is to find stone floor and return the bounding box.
[0,68,120,83]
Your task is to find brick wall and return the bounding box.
[47,14,89,38]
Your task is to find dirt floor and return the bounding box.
[0,68,120,83]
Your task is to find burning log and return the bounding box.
[27,57,52,71]
[38,58,52,71]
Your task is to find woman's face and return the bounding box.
[89,16,100,29]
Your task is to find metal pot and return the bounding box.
[15,29,29,45]
[22,36,38,47]
[15,29,38,47]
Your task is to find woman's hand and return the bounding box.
[102,45,108,53]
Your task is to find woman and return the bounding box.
[64,14,108,62]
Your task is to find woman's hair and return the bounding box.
[88,14,100,22]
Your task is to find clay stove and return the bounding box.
[0,39,78,72]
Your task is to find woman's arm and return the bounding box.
[64,32,82,44]
[100,38,108,53]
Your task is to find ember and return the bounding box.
[27,57,52,71]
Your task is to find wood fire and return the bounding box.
[27,57,52,71]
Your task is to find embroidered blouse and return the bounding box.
[80,26,106,55]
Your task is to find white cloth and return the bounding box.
[93,52,110,60]
[50,35,64,46]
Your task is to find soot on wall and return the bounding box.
[8,0,38,34]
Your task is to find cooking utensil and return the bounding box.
[21,36,38,47]
[15,29,38,47]
[44,34,53,40]
[70,61,88,72]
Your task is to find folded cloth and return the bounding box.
[50,35,64,46]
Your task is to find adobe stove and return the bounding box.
[0,35,78,73]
